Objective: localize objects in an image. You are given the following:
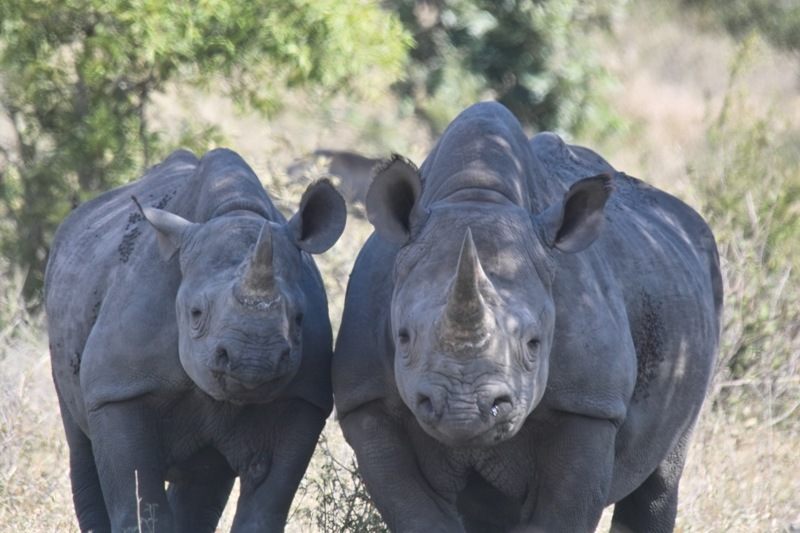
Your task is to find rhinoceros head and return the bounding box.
[367,157,612,447]
[139,180,345,404]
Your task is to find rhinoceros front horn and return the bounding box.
[235,222,279,304]
[439,228,494,349]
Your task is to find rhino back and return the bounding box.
[417,102,536,208]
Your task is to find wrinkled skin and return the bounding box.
[333,102,722,532]
[46,149,346,533]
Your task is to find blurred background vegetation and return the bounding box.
[1,0,799,531]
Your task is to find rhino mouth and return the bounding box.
[418,415,520,448]
[202,344,300,403]
[209,369,295,404]
[413,399,521,448]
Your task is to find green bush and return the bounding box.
[687,38,800,422]
[387,0,627,136]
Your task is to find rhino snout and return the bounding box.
[205,338,296,390]
[412,382,516,446]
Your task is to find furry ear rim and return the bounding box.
[287,178,347,254]
[365,154,423,245]
[537,174,614,254]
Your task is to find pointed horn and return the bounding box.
[236,222,279,302]
[444,228,492,333]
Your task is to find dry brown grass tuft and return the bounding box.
[676,405,800,532]
[0,320,76,532]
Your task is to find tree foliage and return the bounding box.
[386,0,626,134]
[0,0,410,301]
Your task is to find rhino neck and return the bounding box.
[418,106,533,209]
[177,148,279,223]
[424,170,525,208]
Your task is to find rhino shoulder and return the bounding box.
[543,250,638,423]
[333,233,399,417]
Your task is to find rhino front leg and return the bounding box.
[610,430,691,533]
[228,399,327,532]
[340,401,464,533]
[87,400,175,532]
[56,389,111,533]
[521,412,617,533]
[168,459,236,533]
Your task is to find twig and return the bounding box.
[766,398,800,428]
[136,470,143,533]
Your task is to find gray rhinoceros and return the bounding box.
[333,102,722,532]
[46,148,346,532]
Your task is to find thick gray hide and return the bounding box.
[333,102,722,532]
[46,148,346,533]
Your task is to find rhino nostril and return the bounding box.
[416,394,438,422]
[215,346,230,367]
[276,347,292,373]
[491,395,513,417]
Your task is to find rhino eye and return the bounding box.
[189,297,209,337]
[190,308,204,331]
[397,328,411,345]
[288,312,303,343]
[524,338,541,370]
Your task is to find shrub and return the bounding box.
[687,37,800,424]
[290,431,387,532]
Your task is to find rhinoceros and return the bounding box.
[46,148,346,532]
[332,102,722,532]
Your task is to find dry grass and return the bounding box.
[0,314,76,532]
[676,406,800,531]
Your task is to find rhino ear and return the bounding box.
[366,155,423,245]
[134,198,194,261]
[287,178,347,254]
[537,174,614,254]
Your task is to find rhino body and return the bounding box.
[333,103,722,532]
[46,149,345,532]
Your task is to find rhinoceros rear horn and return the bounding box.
[443,228,493,334]
[235,222,279,302]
